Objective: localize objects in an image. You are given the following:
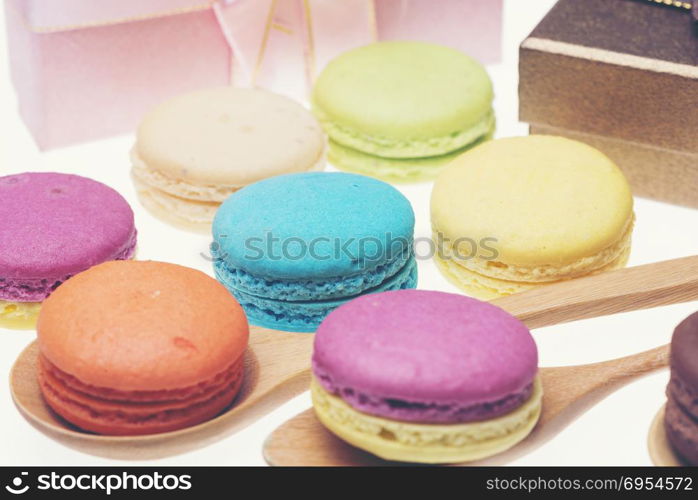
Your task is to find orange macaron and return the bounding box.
[36,260,249,436]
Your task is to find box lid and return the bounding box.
[9,0,216,32]
[519,0,698,154]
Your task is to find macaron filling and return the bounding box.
[213,244,414,302]
[433,214,634,286]
[311,376,543,463]
[220,257,418,332]
[327,127,495,183]
[313,365,535,424]
[665,396,698,465]
[39,354,245,435]
[131,146,327,205]
[316,107,495,159]
[40,353,241,404]
[667,374,698,423]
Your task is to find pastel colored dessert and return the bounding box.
[131,87,327,232]
[0,173,136,330]
[665,311,698,465]
[313,41,494,183]
[212,172,417,332]
[311,290,542,464]
[37,260,249,436]
[431,135,634,300]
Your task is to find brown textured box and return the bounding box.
[519,0,698,208]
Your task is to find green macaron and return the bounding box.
[313,41,495,182]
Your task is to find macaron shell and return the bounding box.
[313,41,493,157]
[38,261,249,392]
[212,172,415,280]
[0,301,40,330]
[311,377,543,464]
[431,135,634,267]
[0,173,136,280]
[312,290,537,407]
[135,87,326,187]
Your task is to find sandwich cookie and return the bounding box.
[131,87,327,232]
[313,41,495,182]
[431,136,634,300]
[37,261,249,435]
[212,172,417,332]
[0,173,136,329]
[665,311,698,465]
[311,290,541,463]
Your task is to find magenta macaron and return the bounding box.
[0,173,137,328]
[310,289,542,463]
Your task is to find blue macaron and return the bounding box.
[212,172,417,332]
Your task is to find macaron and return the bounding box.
[212,172,417,333]
[431,135,634,300]
[131,87,327,232]
[313,41,495,183]
[0,173,136,330]
[36,260,249,436]
[311,290,541,464]
[665,311,698,465]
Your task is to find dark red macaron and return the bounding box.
[665,311,698,465]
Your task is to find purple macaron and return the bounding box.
[312,289,538,423]
[0,173,137,303]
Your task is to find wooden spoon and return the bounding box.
[263,345,670,466]
[262,255,698,466]
[10,327,314,460]
[10,255,698,460]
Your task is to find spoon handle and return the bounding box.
[492,256,698,329]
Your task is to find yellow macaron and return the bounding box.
[431,135,634,299]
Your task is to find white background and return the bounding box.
[1,0,697,466]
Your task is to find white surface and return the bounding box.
[1,0,696,466]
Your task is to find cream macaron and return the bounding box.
[131,87,327,232]
[431,135,634,300]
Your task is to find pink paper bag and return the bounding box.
[375,0,503,64]
[217,0,378,100]
[5,0,503,150]
[5,0,232,150]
